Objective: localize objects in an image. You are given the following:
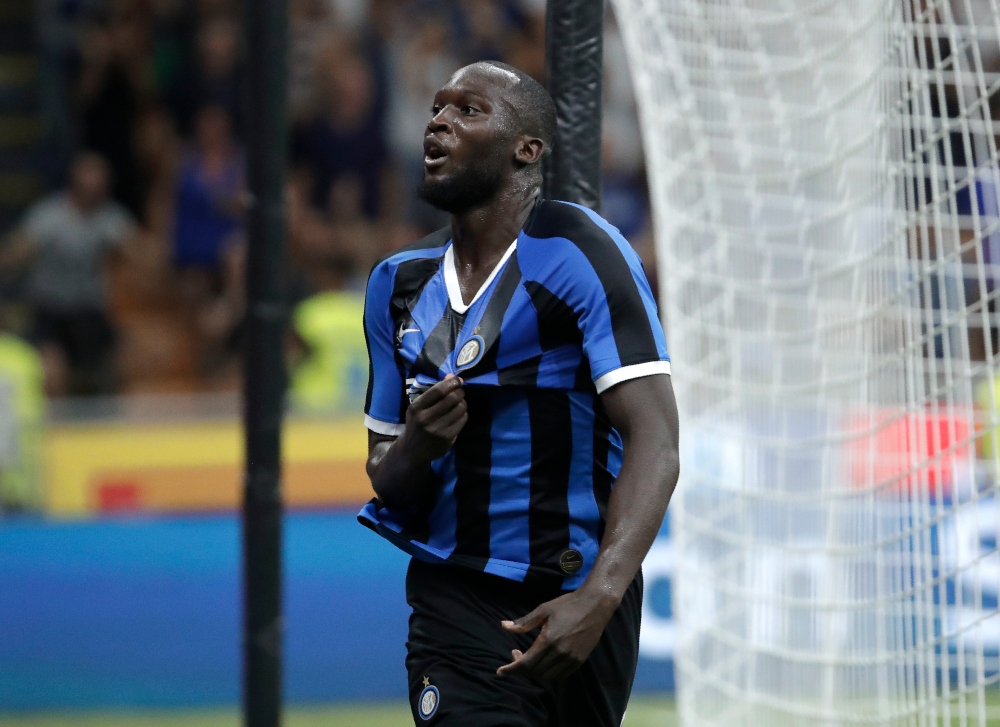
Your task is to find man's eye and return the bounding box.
[431,106,441,115]
[463,106,477,115]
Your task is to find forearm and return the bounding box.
[581,435,679,603]
[367,429,439,510]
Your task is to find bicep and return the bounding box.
[600,374,678,450]
[368,430,397,456]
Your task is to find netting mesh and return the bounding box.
[610,0,1000,724]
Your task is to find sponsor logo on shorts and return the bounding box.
[418,677,439,720]
[456,336,485,369]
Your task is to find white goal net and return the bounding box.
[610,0,1000,724]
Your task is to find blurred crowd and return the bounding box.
[0,0,652,407]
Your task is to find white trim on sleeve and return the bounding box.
[593,360,672,394]
[364,415,405,437]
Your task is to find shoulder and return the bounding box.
[519,200,643,281]
[366,226,450,303]
[20,194,67,234]
[523,200,640,262]
[370,226,451,274]
[24,193,66,220]
[99,201,136,227]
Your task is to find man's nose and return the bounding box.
[427,110,452,134]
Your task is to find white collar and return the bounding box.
[443,239,518,314]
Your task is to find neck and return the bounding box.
[450,182,540,269]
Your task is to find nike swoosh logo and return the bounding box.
[399,328,421,336]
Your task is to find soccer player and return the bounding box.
[360,61,679,727]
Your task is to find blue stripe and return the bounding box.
[517,234,625,379]
[494,285,541,369]
[537,346,582,389]
[385,244,450,265]
[562,392,601,590]
[558,202,670,362]
[425,452,458,556]
[484,391,531,579]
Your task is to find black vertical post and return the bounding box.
[544,0,605,210]
[242,0,288,723]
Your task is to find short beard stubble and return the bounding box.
[417,152,507,215]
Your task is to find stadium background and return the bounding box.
[0,0,675,721]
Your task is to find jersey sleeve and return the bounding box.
[558,214,671,394]
[363,262,407,436]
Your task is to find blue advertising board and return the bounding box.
[0,512,675,709]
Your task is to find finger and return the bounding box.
[415,387,466,420]
[433,404,468,431]
[502,607,547,634]
[440,413,469,442]
[497,638,550,677]
[423,390,467,420]
[412,376,463,408]
[411,392,465,429]
[496,649,523,676]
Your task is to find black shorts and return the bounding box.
[405,558,643,727]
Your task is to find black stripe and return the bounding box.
[365,233,448,420]
[460,253,522,379]
[363,317,376,414]
[451,387,493,560]
[389,257,443,328]
[526,389,573,582]
[524,280,583,351]
[388,255,446,420]
[382,226,451,327]
[525,200,660,366]
[413,307,465,378]
[573,356,593,392]
[591,397,614,543]
[372,226,450,272]
[398,508,433,545]
[498,354,542,387]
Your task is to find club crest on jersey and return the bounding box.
[418,678,439,720]
[456,335,485,370]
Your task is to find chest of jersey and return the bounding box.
[392,249,587,395]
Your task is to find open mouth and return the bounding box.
[424,139,448,170]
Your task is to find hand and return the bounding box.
[496,587,620,682]
[402,374,468,462]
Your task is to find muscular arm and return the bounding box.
[498,373,679,681]
[366,375,468,510]
[581,373,680,603]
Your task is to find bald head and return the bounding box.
[453,61,557,164]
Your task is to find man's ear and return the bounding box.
[513,136,545,167]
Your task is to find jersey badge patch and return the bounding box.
[418,678,439,720]
[456,335,485,369]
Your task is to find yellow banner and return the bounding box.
[44,417,371,516]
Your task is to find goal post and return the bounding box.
[610,0,1000,724]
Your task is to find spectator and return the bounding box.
[166,16,243,137]
[287,252,367,414]
[0,152,136,396]
[289,0,339,123]
[172,104,244,273]
[77,13,152,218]
[0,319,45,513]
[292,38,389,219]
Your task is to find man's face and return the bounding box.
[70,155,110,212]
[418,66,517,214]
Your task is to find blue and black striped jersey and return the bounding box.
[358,200,670,590]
